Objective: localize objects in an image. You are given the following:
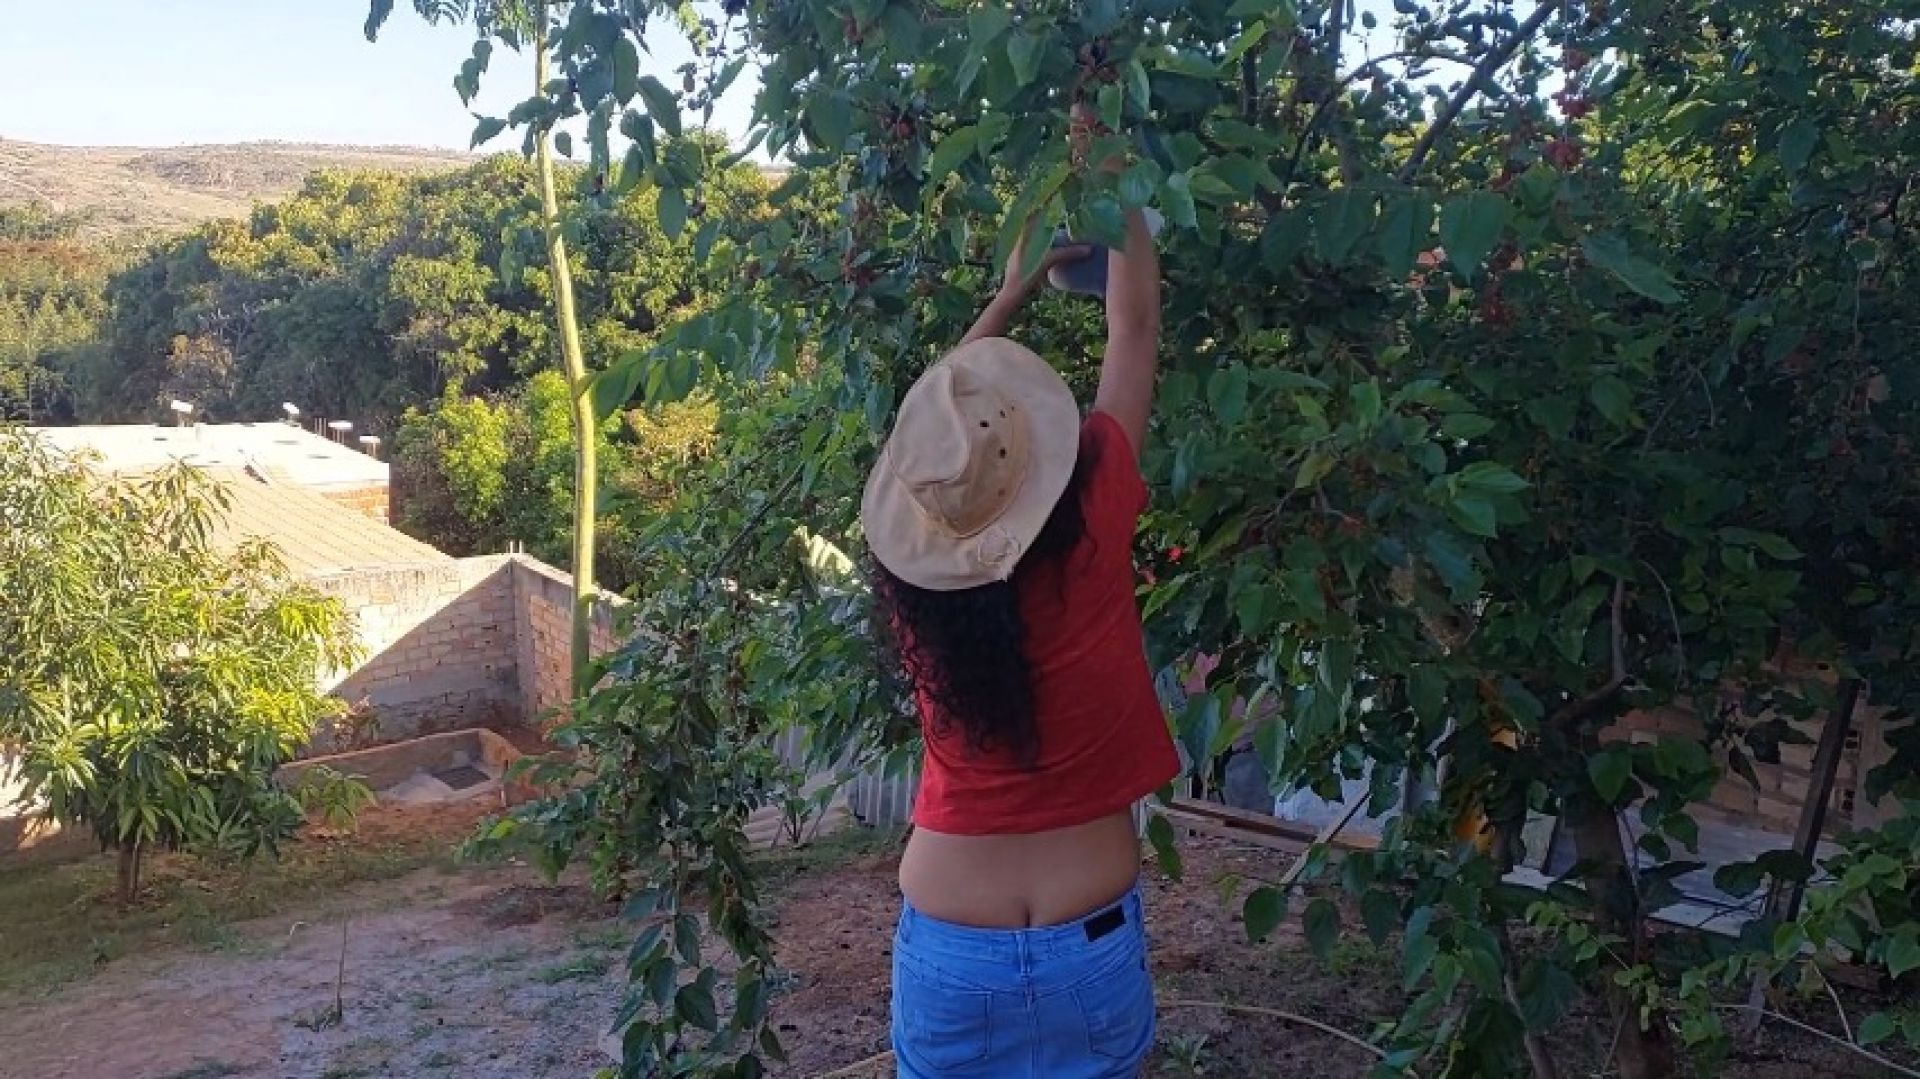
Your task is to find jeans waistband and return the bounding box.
[896,885,1143,967]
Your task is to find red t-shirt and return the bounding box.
[911,410,1181,835]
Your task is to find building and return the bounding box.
[29,421,393,522]
[2,421,617,851]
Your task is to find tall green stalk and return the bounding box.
[532,17,598,697]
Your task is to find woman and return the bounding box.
[861,192,1177,1078]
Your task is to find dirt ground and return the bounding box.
[0,801,1903,1078]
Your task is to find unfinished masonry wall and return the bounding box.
[510,557,620,723]
[312,556,520,752]
[1604,697,1888,838]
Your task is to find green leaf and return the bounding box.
[645,956,677,1007]
[1125,58,1151,110]
[1776,118,1819,174]
[675,980,719,1031]
[1449,494,1497,538]
[1009,30,1048,87]
[1440,413,1496,440]
[1303,897,1340,961]
[1887,930,1920,979]
[1244,886,1286,942]
[553,130,573,158]
[1260,209,1309,272]
[1588,747,1632,804]
[1438,191,1508,280]
[364,0,394,41]
[1408,666,1446,723]
[1589,375,1634,427]
[1119,160,1161,209]
[469,115,507,148]
[657,186,688,240]
[590,352,649,421]
[611,37,640,104]
[1517,960,1579,1031]
[1146,813,1184,880]
[807,91,853,149]
[1162,172,1198,230]
[1208,364,1250,425]
[623,111,658,170]
[673,913,702,965]
[636,76,682,138]
[648,350,700,403]
[1456,461,1528,494]
[923,126,980,190]
[1361,889,1399,945]
[1858,1012,1896,1046]
[1376,193,1433,279]
[1581,234,1681,303]
[1295,447,1335,489]
[1315,188,1374,265]
[759,1026,788,1063]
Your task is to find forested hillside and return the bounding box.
[1,145,785,588]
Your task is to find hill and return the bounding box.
[0,138,474,237]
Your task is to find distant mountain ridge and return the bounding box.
[0,138,474,237]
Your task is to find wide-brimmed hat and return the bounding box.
[862,338,1080,591]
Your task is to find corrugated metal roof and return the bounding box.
[201,469,448,577]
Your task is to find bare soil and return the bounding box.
[0,803,1903,1078]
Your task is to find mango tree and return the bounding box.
[0,434,359,901]
[436,0,1920,1074]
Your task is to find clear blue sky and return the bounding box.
[0,0,755,150]
[2,0,1414,151]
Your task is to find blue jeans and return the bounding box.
[890,887,1155,1078]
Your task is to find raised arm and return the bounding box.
[960,238,1091,348]
[1092,206,1161,459]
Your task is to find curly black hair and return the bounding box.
[872,463,1089,765]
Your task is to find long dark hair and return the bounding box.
[872,463,1089,764]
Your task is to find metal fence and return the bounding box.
[770,726,920,828]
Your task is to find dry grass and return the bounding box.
[0,138,473,237]
[0,802,480,997]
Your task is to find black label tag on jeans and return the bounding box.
[1083,906,1126,942]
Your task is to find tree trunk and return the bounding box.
[1562,792,1679,1079]
[116,840,144,904]
[532,16,599,699]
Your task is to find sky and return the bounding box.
[0,0,758,150]
[0,0,1415,153]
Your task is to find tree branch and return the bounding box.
[1398,0,1560,184]
[1714,1005,1920,1079]
[1162,1000,1387,1059]
[1554,579,1628,727]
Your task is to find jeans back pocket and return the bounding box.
[893,956,994,1073]
[1072,953,1154,1063]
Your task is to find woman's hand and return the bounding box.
[1001,231,1092,300]
[959,226,1090,347]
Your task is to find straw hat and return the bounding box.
[863,338,1080,591]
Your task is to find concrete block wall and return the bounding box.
[313,556,520,752]
[509,557,621,723]
[1603,695,1881,838]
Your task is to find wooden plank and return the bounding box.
[1153,806,1310,855]
[1164,796,1379,850]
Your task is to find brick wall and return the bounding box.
[321,483,391,524]
[1603,686,1886,837]
[509,557,622,723]
[312,556,520,752]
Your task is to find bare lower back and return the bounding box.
[898,810,1142,928]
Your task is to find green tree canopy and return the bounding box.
[0,433,359,901]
